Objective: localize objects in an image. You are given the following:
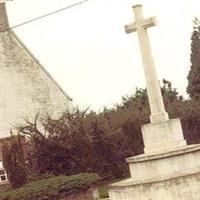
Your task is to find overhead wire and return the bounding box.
[4,0,89,31]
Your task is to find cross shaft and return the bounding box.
[125,5,169,123]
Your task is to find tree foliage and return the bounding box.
[187,18,200,99]
[17,80,195,181]
[2,134,28,188]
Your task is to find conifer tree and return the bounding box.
[187,18,200,99]
[2,133,28,188]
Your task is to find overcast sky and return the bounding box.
[5,0,200,111]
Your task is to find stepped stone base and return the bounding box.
[108,144,200,200]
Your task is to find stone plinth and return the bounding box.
[108,144,200,200]
[142,119,187,154]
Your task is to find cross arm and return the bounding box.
[125,16,157,34]
[125,22,137,34]
[142,17,157,29]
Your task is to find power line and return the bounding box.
[5,0,89,31]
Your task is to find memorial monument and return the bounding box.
[108,5,200,200]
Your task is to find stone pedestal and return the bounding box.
[108,118,200,200]
[109,144,200,200]
[142,118,186,154]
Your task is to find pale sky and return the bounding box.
[5,0,200,111]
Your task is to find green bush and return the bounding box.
[0,173,101,200]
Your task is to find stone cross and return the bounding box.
[125,5,169,123]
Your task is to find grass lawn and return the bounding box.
[99,185,109,198]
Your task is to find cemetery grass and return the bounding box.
[99,185,109,198]
[98,177,126,198]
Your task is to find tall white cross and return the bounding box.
[125,5,169,123]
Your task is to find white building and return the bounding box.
[0,2,72,138]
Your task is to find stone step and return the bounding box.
[109,169,200,200]
[127,144,200,181]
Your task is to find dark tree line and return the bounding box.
[15,80,191,182]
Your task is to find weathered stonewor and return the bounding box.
[108,5,200,200]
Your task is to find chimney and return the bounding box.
[0,3,9,32]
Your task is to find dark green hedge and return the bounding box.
[0,173,101,200]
